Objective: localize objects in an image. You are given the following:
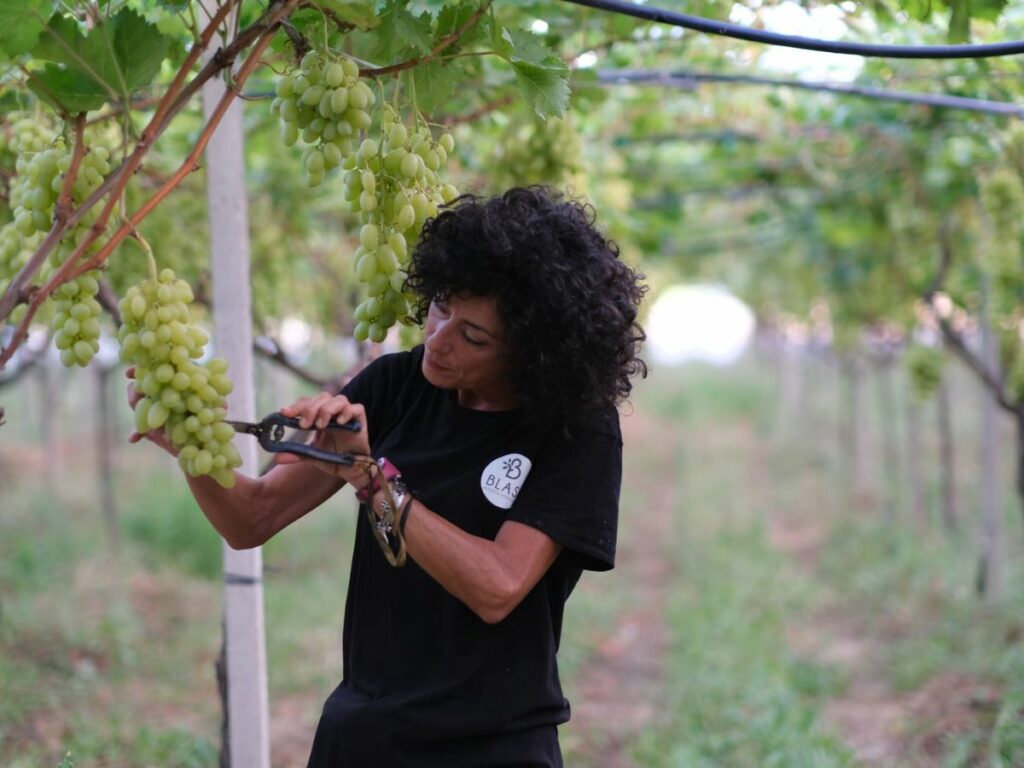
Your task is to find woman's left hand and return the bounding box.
[276,393,373,489]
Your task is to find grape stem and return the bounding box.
[52,115,87,228]
[127,226,159,283]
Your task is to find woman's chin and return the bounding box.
[422,357,453,387]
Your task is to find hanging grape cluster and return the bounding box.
[344,110,458,342]
[4,130,113,365]
[0,116,56,322]
[118,268,242,488]
[492,117,583,189]
[271,51,461,342]
[271,51,376,188]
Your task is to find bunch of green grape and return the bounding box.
[6,133,113,365]
[118,268,242,488]
[0,114,53,157]
[343,113,458,342]
[905,343,945,400]
[271,51,375,187]
[0,117,55,324]
[492,117,583,188]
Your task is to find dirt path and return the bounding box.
[562,408,678,767]
[769,511,911,765]
[768,513,1003,767]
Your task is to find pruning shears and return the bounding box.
[226,412,361,465]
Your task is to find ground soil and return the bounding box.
[769,511,1004,767]
[561,408,678,767]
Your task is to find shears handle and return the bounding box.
[258,412,360,465]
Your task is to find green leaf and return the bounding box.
[377,0,433,59]
[313,0,381,29]
[511,60,570,119]
[0,0,48,58]
[412,60,461,114]
[33,13,122,99]
[501,28,569,118]
[505,28,556,66]
[434,2,485,54]
[109,8,169,91]
[489,21,514,58]
[28,64,109,113]
[32,9,169,106]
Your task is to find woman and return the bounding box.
[131,186,646,766]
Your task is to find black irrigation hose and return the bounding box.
[599,70,1024,118]
[561,0,1024,59]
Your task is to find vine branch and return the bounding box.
[924,219,1015,413]
[361,0,491,77]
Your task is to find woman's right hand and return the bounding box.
[125,366,178,457]
[277,392,373,490]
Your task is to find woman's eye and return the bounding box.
[463,333,484,347]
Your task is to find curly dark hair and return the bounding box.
[405,186,647,423]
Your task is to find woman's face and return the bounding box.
[422,294,516,409]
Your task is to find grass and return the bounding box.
[1,352,1023,766]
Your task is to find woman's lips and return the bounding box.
[424,353,449,372]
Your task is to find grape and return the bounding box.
[118,267,242,488]
[270,56,460,344]
[342,112,458,342]
[2,123,116,366]
[492,117,583,189]
[273,50,373,187]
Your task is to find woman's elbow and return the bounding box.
[220,523,271,551]
[473,579,522,625]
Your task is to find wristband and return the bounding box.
[398,495,414,534]
[355,457,402,504]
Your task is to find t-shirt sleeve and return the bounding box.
[505,409,622,572]
[338,347,420,445]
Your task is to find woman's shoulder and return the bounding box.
[343,345,425,397]
[539,402,621,447]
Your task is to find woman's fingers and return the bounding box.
[280,392,362,431]
[125,366,143,408]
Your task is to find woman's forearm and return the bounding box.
[397,496,561,624]
[184,471,271,549]
[184,462,345,549]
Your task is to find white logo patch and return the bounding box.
[480,453,532,509]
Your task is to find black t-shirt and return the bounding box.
[307,346,621,768]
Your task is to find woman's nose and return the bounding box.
[425,318,450,352]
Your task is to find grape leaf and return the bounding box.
[511,61,570,119]
[377,0,433,59]
[32,8,169,107]
[109,8,169,91]
[434,2,485,54]
[505,28,557,66]
[28,64,109,113]
[502,29,569,119]
[0,0,49,58]
[312,0,381,29]
[489,21,515,58]
[412,60,462,114]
